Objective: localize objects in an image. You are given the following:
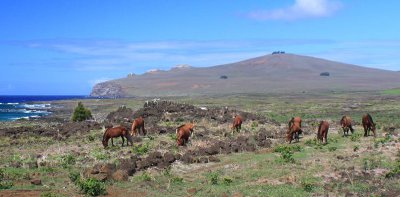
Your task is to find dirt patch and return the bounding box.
[0,190,42,197]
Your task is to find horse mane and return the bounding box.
[367,113,375,125]
[177,124,186,129]
[102,128,110,141]
[288,117,294,128]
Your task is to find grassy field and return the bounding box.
[1,91,400,196]
[383,88,400,95]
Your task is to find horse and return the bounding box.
[102,126,132,148]
[287,122,302,144]
[231,115,243,133]
[176,123,195,146]
[287,117,302,142]
[362,113,376,137]
[131,116,146,136]
[340,116,354,136]
[317,121,329,144]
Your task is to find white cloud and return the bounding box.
[247,0,342,21]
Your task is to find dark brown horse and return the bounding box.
[231,115,243,133]
[176,123,195,146]
[131,116,146,136]
[317,121,329,144]
[102,126,132,148]
[362,113,376,137]
[340,115,354,136]
[287,117,302,142]
[287,122,302,144]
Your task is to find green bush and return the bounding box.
[385,162,400,178]
[171,177,183,184]
[87,134,96,142]
[274,144,302,153]
[223,177,233,185]
[304,138,318,146]
[0,169,13,190]
[139,172,152,182]
[77,178,106,196]
[72,102,92,122]
[280,150,295,163]
[61,154,76,168]
[208,172,219,185]
[132,143,150,155]
[328,146,337,152]
[69,171,80,184]
[350,133,362,142]
[353,145,360,152]
[301,177,318,192]
[40,192,59,197]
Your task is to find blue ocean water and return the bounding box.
[0,95,87,121]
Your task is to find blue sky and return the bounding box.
[0,0,399,95]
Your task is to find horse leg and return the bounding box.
[363,126,368,137]
[121,136,125,147]
[349,125,354,134]
[111,138,114,146]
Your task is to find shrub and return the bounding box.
[350,133,362,142]
[280,150,295,163]
[69,171,80,184]
[132,143,150,155]
[385,162,400,178]
[0,169,13,190]
[274,144,302,153]
[208,172,219,185]
[304,138,318,146]
[301,177,318,192]
[223,177,233,185]
[328,146,337,152]
[77,178,106,196]
[87,134,96,142]
[61,154,76,168]
[40,192,59,197]
[171,177,183,184]
[139,172,152,182]
[72,102,92,122]
[353,145,360,152]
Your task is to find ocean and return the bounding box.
[0,95,88,121]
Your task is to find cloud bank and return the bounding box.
[247,0,342,21]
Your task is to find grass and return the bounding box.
[1,91,400,196]
[382,88,400,95]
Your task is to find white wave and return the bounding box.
[6,103,19,105]
[22,103,51,109]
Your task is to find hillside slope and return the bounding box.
[90,53,400,97]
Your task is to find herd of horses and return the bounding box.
[101,112,377,148]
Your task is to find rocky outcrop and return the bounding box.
[90,82,126,98]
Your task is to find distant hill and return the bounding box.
[90,53,400,97]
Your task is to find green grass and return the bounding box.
[382,88,400,95]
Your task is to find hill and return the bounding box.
[90,53,400,97]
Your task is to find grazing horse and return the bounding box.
[362,113,376,137]
[340,116,354,136]
[287,117,302,142]
[231,115,243,133]
[176,123,195,146]
[131,116,146,136]
[102,126,132,148]
[317,121,329,144]
[287,122,302,144]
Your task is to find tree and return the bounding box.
[72,102,92,122]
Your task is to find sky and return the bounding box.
[0,0,399,95]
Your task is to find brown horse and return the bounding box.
[317,121,329,144]
[102,126,132,148]
[131,116,146,136]
[176,123,195,146]
[287,117,302,142]
[231,115,243,133]
[362,113,376,137]
[287,122,302,144]
[340,115,354,136]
